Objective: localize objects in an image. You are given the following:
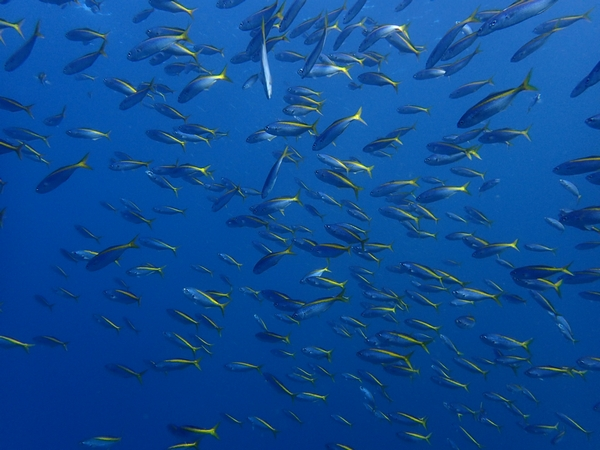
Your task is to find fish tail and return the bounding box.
[293,188,303,207]
[128,235,139,249]
[34,20,43,39]
[210,423,220,439]
[219,301,231,316]
[310,118,320,136]
[562,262,574,276]
[137,370,148,385]
[194,358,202,371]
[14,18,25,39]
[181,24,192,43]
[461,182,471,195]
[341,65,353,80]
[554,278,563,298]
[354,106,367,125]
[220,65,233,83]
[523,124,533,141]
[25,104,34,119]
[187,7,197,19]
[492,294,503,307]
[77,153,93,170]
[522,338,534,354]
[465,6,480,23]
[97,39,107,57]
[521,69,537,92]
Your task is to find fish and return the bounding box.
[35,153,92,193]
[315,169,363,200]
[120,79,155,110]
[313,107,366,151]
[511,29,561,63]
[480,333,533,353]
[5,20,42,72]
[357,72,400,92]
[128,28,190,62]
[105,364,147,384]
[262,147,290,198]
[571,59,600,98]
[65,28,109,42]
[248,416,279,437]
[0,96,33,121]
[457,70,537,128]
[63,40,107,75]
[298,14,328,79]
[478,0,560,36]
[66,128,110,140]
[449,77,494,99]
[253,245,294,274]
[43,105,66,126]
[258,23,273,100]
[80,436,122,448]
[0,335,34,352]
[534,9,594,34]
[86,236,139,271]
[426,7,479,68]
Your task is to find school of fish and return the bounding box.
[1,0,600,449]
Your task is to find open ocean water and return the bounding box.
[1,0,599,449]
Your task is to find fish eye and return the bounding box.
[489,20,496,28]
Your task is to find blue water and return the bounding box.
[1,0,599,448]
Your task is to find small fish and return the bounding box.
[5,21,43,72]
[80,436,122,448]
[86,236,139,272]
[66,128,110,140]
[63,41,107,75]
[478,0,560,36]
[0,95,34,118]
[35,153,92,193]
[458,70,537,128]
[313,107,366,151]
[43,105,66,127]
[358,72,401,92]
[178,66,233,103]
[511,29,561,63]
[450,77,494,99]
[559,179,581,202]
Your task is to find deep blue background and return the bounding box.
[0,0,599,448]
